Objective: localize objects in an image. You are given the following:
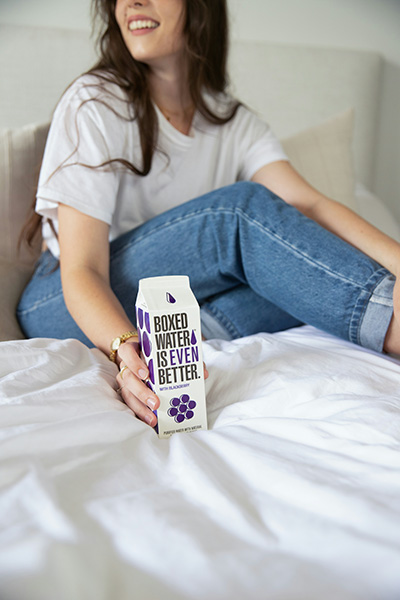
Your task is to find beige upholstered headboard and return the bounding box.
[229,42,382,190]
[0,24,382,189]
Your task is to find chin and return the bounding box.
[126,46,157,64]
[124,38,184,68]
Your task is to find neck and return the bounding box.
[148,56,194,132]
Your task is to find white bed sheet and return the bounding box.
[1,326,400,600]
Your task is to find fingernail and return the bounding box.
[147,397,157,410]
[145,412,155,425]
[138,368,148,379]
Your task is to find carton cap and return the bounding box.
[137,276,198,311]
[139,276,189,289]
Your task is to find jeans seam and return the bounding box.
[111,208,219,260]
[17,289,64,316]
[113,206,371,291]
[235,208,372,289]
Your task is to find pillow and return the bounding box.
[0,259,36,341]
[0,121,50,341]
[280,107,357,211]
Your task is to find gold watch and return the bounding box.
[109,330,139,362]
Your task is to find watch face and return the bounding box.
[111,338,121,351]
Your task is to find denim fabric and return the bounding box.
[17,182,394,352]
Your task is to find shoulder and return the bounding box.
[46,72,137,157]
[203,90,269,129]
[203,93,274,148]
[202,90,241,122]
[56,71,133,122]
[61,72,127,101]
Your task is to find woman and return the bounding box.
[18,0,400,429]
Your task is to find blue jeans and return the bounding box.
[17,182,394,352]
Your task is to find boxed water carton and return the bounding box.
[135,276,207,438]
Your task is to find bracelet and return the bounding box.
[109,330,139,362]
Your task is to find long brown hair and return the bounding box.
[21,0,239,250]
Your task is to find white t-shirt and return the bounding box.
[36,73,288,258]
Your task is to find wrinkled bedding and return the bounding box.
[1,326,400,600]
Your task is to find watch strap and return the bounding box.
[109,330,139,362]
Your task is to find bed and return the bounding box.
[1,25,400,600]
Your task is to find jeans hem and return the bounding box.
[200,305,239,341]
[350,270,394,352]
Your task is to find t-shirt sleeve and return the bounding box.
[236,106,289,181]
[36,76,132,226]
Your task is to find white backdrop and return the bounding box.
[228,0,400,224]
[1,0,399,222]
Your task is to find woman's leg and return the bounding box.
[17,252,301,343]
[200,285,303,341]
[108,181,393,351]
[17,251,94,345]
[18,182,394,351]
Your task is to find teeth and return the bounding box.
[129,20,159,31]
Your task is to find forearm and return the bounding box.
[61,266,135,357]
[252,161,400,275]
[306,197,400,275]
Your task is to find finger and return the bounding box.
[203,362,209,379]
[117,365,159,412]
[119,385,158,427]
[117,340,149,380]
[119,363,129,380]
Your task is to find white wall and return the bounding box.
[1,0,399,220]
[228,0,400,223]
[229,0,400,63]
[0,0,91,30]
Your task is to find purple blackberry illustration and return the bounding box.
[141,330,152,358]
[145,311,151,333]
[167,394,197,423]
[168,406,178,418]
[148,358,155,384]
[136,309,152,358]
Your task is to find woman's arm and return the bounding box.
[58,205,132,353]
[252,160,400,275]
[58,204,160,425]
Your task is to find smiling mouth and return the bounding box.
[128,20,160,32]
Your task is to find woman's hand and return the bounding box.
[115,340,209,428]
[116,340,160,427]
